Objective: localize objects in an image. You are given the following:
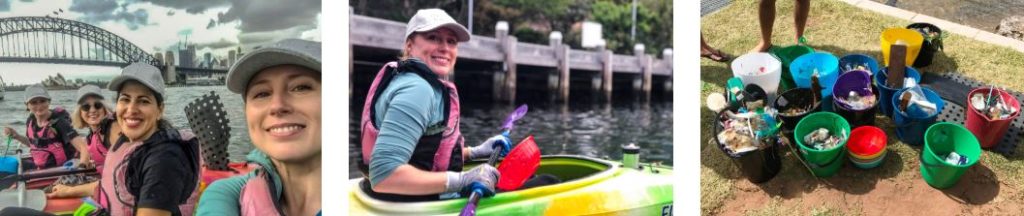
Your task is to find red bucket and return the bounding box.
[847,126,888,158]
[965,88,1021,148]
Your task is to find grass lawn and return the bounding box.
[701,0,1024,215]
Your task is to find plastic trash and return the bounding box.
[970,89,1019,120]
[944,152,968,166]
[803,128,845,150]
[899,85,937,117]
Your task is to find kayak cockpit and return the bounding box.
[352,155,620,213]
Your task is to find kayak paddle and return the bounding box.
[459,104,530,216]
[0,167,98,189]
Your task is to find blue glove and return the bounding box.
[445,164,500,197]
[469,135,512,160]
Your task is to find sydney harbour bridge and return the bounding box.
[0,16,227,84]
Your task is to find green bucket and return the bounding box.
[920,122,981,189]
[771,45,814,92]
[795,112,851,177]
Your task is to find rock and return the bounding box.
[996,16,1024,41]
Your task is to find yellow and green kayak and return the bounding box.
[349,155,674,215]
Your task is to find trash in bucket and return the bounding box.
[944,152,968,166]
[892,87,945,146]
[839,54,880,75]
[791,53,840,99]
[875,67,921,117]
[965,87,1022,148]
[714,108,783,183]
[803,128,846,150]
[795,112,851,177]
[732,53,783,100]
[897,86,938,117]
[907,23,944,67]
[969,88,1019,120]
[774,88,821,131]
[921,122,981,189]
[740,84,769,112]
[716,110,781,155]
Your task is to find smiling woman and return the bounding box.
[196,39,322,216]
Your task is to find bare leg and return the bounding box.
[794,0,810,43]
[701,33,731,62]
[751,0,777,53]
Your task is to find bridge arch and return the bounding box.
[0,16,163,66]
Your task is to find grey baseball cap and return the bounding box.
[405,8,471,42]
[107,62,166,98]
[76,84,104,104]
[226,39,321,94]
[23,84,50,103]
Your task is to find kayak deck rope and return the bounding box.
[184,91,232,171]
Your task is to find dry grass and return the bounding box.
[701,0,1024,215]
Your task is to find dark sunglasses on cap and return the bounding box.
[80,102,105,112]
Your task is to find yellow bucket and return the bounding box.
[880,28,924,66]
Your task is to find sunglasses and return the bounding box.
[80,102,105,112]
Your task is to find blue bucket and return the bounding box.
[892,87,945,146]
[0,156,18,174]
[874,67,922,117]
[790,53,840,111]
[839,54,880,75]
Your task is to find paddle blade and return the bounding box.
[501,105,529,130]
[497,135,540,191]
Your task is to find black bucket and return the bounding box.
[832,71,879,127]
[907,23,942,67]
[739,84,769,109]
[714,110,783,183]
[773,88,822,131]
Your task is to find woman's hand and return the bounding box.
[467,135,512,160]
[445,164,500,197]
[2,127,14,137]
[46,182,97,198]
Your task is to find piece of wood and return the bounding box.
[899,91,913,112]
[811,73,822,105]
[887,44,908,88]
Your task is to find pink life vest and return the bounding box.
[238,169,283,216]
[93,128,201,216]
[87,129,108,172]
[25,107,73,169]
[359,60,465,176]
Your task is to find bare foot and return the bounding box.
[749,41,772,53]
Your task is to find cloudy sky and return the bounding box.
[0,0,321,85]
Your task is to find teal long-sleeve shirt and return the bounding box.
[367,72,446,187]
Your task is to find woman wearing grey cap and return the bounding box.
[46,85,120,198]
[356,8,516,202]
[197,39,321,216]
[2,84,92,170]
[54,63,203,216]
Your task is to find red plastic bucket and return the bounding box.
[965,88,1021,148]
[847,126,887,159]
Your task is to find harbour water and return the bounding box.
[348,100,674,178]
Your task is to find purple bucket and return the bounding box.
[832,70,879,127]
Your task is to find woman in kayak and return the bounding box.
[196,39,322,216]
[2,84,92,170]
[40,63,202,216]
[45,85,120,198]
[71,84,117,169]
[357,8,515,201]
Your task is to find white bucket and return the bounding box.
[731,53,782,100]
